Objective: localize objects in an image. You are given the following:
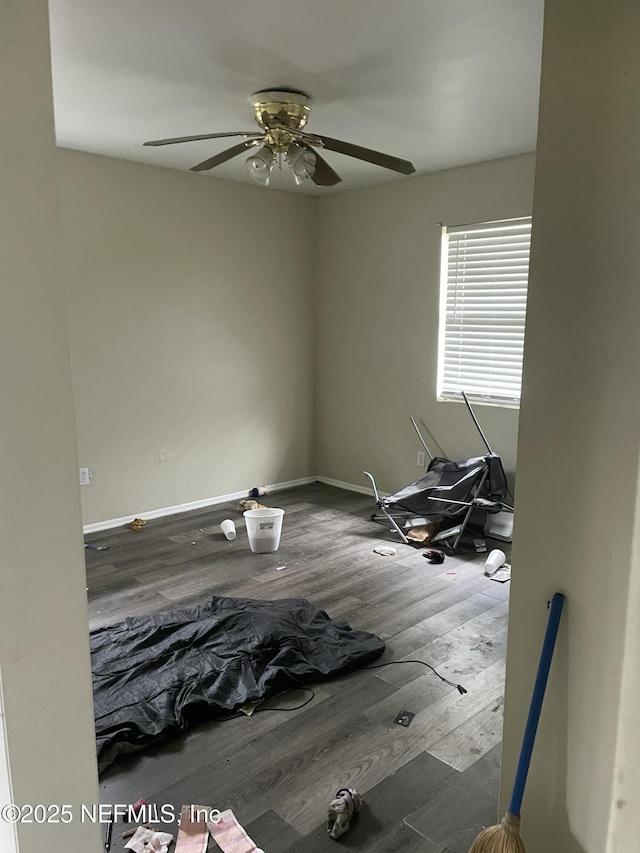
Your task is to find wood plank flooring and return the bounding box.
[85,483,510,852]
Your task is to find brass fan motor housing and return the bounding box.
[250,89,311,153]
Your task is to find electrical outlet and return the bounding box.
[79,467,90,486]
[416,451,426,467]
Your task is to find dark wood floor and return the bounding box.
[86,483,510,852]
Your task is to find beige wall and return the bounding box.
[315,154,535,495]
[57,150,534,526]
[0,1,101,850]
[501,2,640,851]
[57,151,316,526]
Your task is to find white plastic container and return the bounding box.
[484,548,506,576]
[243,508,285,553]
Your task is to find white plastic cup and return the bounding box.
[484,548,506,575]
[220,519,236,541]
[243,508,285,553]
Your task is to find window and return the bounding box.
[437,217,531,407]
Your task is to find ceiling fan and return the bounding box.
[143,89,416,188]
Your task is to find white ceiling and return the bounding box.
[48,0,544,195]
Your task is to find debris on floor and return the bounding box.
[220,519,236,540]
[423,548,445,564]
[122,823,154,840]
[104,808,114,851]
[394,709,415,728]
[237,499,266,511]
[490,563,512,583]
[484,548,507,576]
[124,826,172,852]
[173,805,208,852]
[238,699,262,716]
[129,518,147,532]
[206,808,264,853]
[85,543,109,551]
[124,799,147,823]
[373,544,397,556]
[405,521,440,545]
[327,788,362,840]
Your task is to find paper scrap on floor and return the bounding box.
[405,522,439,544]
[491,563,511,583]
[174,805,208,853]
[207,809,264,853]
[125,827,173,853]
[373,545,397,556]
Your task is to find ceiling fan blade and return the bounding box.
[306,147,342,186]
[314,134,415,175]
[143,131,261,147]
[190,139,262,172]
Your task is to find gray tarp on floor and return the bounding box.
[91,595,385,770]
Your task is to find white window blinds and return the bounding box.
[438,217,531,407]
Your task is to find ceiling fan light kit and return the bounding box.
[246,145,276,186]
[143,88,416,188]
[286,142,317,185]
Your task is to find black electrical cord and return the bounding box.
[213,687,317,721]
[364,659,468,695]
[216,660,467,724]
[254,687,315,712]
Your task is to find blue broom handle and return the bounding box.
[509,592,565,817]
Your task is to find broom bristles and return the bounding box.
[468,812,526,853]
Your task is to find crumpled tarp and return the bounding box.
[91,595,384,770]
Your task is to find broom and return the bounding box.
[469,592,565,853]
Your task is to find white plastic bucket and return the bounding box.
[243,508,285,553]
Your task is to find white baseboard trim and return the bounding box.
[82,476,318,534]
[315,475,379,497]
